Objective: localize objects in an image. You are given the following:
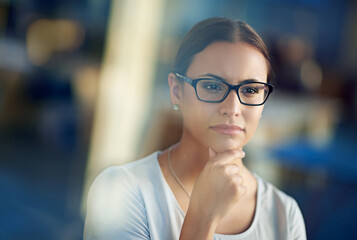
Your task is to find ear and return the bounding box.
[168,73,182,105]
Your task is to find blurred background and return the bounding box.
[1,0,356,239]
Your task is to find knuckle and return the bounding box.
[236,150,245,158]
[231,150,240,158]
[230,150,242,159]
[228,177,236,186]
[231,177,246,196]
[226,150,238,159]
[232,176,241,184]
[230,177,239,187]
[222,166,231,176]
[237,175,244,184]
[239,185,247,195]
[233,184,242,196]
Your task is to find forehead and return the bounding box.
[186,41,268,83]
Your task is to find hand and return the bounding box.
[187,147,247,226]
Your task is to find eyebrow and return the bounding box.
[197,73,262,84]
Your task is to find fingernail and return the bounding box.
[208,147,212,157]
[209,147,217,158]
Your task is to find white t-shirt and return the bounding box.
[84,151,306,240]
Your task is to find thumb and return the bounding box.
[208,147,217,159]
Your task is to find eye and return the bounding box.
[241,87,258,94]
[204,83,222,90]
[240,83,270,99]
[199,80,226,92]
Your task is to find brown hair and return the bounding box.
[173,17,273,82]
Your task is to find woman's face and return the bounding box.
[170,41,268,153]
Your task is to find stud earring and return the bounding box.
[172,104,180,111]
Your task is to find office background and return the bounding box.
[0,0,356,239]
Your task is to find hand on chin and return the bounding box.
[209,139,244,153]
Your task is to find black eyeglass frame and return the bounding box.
[174,73,274,106]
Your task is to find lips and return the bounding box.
[210,124,244,136]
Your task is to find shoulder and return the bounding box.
[92,151,161,189]
[256,174,306,239]
[257,174,297,209]
[84,152,161,239]
[86,151,162,207]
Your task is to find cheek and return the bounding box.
[180,87,214,129]
[243,107,264,134]
[182,99,209,125]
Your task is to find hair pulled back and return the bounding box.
[173,17,272,82]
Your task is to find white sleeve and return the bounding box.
[289,199,307,240]
[83,167,150,240]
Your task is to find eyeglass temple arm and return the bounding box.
[175,73,193,85]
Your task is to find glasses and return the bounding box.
[175,73,274,106]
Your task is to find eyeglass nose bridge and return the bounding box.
[219,83,244,104]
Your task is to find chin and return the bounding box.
[209,139,246,153]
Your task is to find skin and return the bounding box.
[158,41,268,239]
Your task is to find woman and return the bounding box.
[84,17,306,240]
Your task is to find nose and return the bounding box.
[218,90,242,117]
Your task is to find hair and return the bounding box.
[173,17,273,82]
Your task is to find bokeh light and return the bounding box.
[0,0,356,239]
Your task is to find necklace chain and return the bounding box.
[168,146,191,198]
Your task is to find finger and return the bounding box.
[224,164,240,175]
[209,149,245,164]
[234,174,244,184]
[238,184,247,198]
[208,147,217,159]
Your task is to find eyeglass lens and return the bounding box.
[196,79,269,104]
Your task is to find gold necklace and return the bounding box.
[168,146,191,198]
